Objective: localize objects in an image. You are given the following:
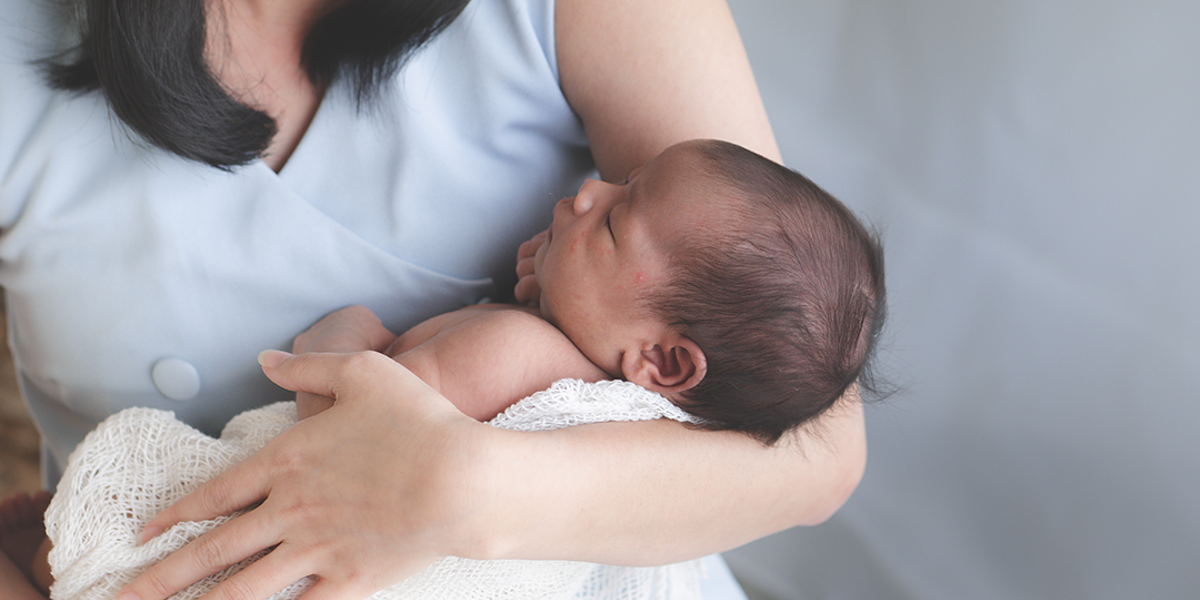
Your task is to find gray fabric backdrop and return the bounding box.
[722,1,1200,598]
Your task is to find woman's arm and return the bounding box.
[475,389,866,564]
[557,0,781,180]
[118,352,864,600]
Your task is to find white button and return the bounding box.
[151,357,201,401]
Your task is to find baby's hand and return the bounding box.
[293,305,396,355]
[292,305,398,419]
[514,229,547,308]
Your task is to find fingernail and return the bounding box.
[137,524,161,545]
[117,592,141,600]
[258,349,292,368]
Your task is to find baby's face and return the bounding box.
[531,141,724,376]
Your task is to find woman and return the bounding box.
[0,0,866,598]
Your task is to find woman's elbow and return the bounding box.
[795,401,868,526]
[801,433,866,525]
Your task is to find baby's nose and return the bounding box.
[572,179,603,216]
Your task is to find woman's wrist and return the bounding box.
[433,424,579,563]
[434,421,691,565]
[418,419,524,562]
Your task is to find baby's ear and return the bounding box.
[623,336,707,395]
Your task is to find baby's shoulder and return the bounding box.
[416,304,608,413]
[455,304,574,347]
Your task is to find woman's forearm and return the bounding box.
[465,388,866,565]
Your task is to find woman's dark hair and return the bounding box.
[45,0,471,168]
[649,140,887,445]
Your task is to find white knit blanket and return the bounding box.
[44,379,706,600]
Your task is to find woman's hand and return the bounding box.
[291,306,398,419]
[514,229,547,308]
[117,351,491,600]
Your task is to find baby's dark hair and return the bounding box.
[648,140,886,445]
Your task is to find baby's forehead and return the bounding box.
[645,194,745,259]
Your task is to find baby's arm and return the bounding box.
[294,304,608,421]
[389,306,609,420]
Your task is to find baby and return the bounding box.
[0,139,885,598]
[309,138,886,443]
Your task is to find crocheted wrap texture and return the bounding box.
[43,379,707,600]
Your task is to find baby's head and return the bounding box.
[533,139,885,444]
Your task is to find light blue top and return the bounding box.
[0,0,743,595]
[0,0,592,481]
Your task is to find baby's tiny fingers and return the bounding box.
[515,254,536,279]
[517,230,547,260]
[513,274,540,308]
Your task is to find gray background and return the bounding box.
[723,0,1200,598]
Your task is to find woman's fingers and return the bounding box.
[120,351,476,600]
[258,349,416,402]
[123,502,285,600]
[137,455,270,545]
[197,544,317,600]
